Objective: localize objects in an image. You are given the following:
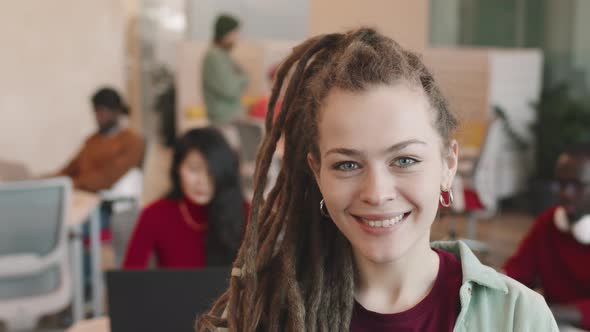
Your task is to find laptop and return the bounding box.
[106,267,231,332]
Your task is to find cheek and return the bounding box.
[415,178,441,210]
[411,164,442,193]
[405,169,444,218]
[318,169,358,210]
[180,169,198,189]
[203,176,214,193]
[576,190,590,211]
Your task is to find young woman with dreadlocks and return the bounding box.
[197,28,558,332]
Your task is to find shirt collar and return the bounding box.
[432,241,509,293]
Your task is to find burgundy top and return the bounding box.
[504,206,590,330]
[350,248,463,332]
[123,197,248,269]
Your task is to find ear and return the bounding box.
[307,153,321,185]
[441,140,459,190]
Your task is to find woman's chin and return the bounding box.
[185,194,212,205]
[355,244,408,265]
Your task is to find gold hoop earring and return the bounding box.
[320,199,330,218]
[440,188,454,208]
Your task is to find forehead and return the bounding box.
[94,106,117,113]
[225,29,239,37]
[317,84,439,153]
[183,149,206,164]
[556,154,590,180]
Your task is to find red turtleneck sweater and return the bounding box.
[122,198,248,269]
[504,206,590,329]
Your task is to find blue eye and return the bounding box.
[394,157,418,168]
[334,161,360,171]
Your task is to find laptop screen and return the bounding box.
[106,267,230,332]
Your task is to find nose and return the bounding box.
[559,182,577,205]
[359,166,396,206]
[194,174,208,188]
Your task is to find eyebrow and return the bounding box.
[324,139,427,158]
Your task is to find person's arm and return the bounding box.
[122,208,156,269]
[503,211,549,286]
[73,133,144,192]
[202,51,249,100]
[55,145,85,178]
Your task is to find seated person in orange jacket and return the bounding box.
[504,142,590,330]
[123,127,249,269]
[56,87,144,192]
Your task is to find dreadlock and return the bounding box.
[197,27,457,332]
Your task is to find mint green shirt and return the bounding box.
[201,46,249,125]
[432,241,559,331]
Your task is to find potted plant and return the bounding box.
[529,83,590,214]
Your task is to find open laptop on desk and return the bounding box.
[106,267,230,332]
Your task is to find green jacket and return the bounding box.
[432,241,559,331]
[201,46,249,125]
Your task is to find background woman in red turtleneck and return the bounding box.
[123,127,249,269]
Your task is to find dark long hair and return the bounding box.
[169,127,245,266]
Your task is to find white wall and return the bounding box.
[0,1,126,174]
[186,0,308,41]
[488,49,544,198]
[309,0,428,51]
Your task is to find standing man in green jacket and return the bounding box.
[201,14,249,149]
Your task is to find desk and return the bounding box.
[67,317,110,332]
[67,190,103,322]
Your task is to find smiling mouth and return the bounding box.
[352,212,411,228]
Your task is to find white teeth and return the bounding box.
[361,214,406,228]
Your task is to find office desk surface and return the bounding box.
[67,317,110,332]
[68,190,100,227]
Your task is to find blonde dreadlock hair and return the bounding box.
[197,27,457,332]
